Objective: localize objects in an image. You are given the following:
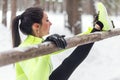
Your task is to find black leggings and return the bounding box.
[49,28,98,80]
[49,43,94,80]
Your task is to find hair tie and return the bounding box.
[17,15,21,19]
[17,15,22,26]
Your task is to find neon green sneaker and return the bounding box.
[95,2,113,31]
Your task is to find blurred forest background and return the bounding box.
[0,0,120,35]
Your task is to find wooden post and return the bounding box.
[0,28,120,67]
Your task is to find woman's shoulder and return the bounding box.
[19,35,43,47]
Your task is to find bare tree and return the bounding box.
[66,0,82,34]
[2,0,8,27]
[51,0,57,12]
[33,0,40,7]
[40,0,46,9]
[10,0,17,28]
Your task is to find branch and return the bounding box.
[0,28,120,67]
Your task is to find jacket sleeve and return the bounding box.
[51,27,93,55]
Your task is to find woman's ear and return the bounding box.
[32,23,41,36]
[32,23,40,31]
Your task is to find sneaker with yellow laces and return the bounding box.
[95,2,113,31]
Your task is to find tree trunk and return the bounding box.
[10,0,17,28]
[46,0,50,11]
[52,0,56,12]
[2,0,8,27]
[33,0,40,7]
[66,0,82,35]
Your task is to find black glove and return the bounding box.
[44,34,67,49]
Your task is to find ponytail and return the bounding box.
[12,15,21,47]
[12,7,44,47]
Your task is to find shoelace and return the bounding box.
[94,11,115,29]
[111,20,115,28]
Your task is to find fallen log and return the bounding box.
[0,28,120,67]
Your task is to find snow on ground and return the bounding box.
[49,13,120,80]
[0,24,15,80]
[0,12,120,80]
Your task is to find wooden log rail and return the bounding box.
[0,28,120,67]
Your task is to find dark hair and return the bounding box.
[12,7,44,47]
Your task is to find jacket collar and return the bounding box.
[26,35,44,44]
[19,35,44,47]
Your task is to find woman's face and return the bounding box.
[39,12,52,37]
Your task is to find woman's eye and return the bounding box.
[46,20,49,22]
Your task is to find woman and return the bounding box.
[12,5,112,80]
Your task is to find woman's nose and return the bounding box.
[50,21,52,26]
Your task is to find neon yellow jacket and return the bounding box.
[15,35,52,80]
[15,27,93,80]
